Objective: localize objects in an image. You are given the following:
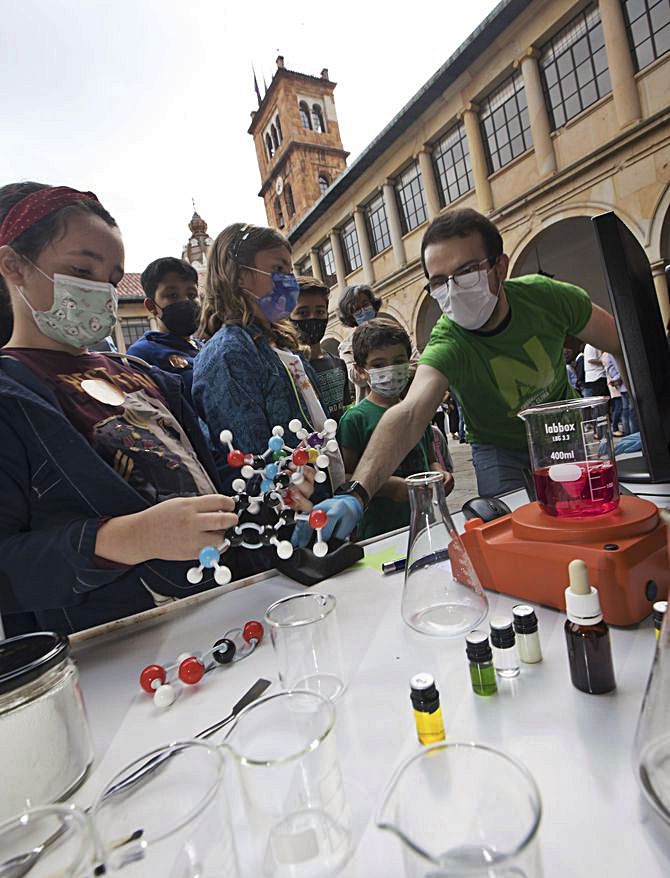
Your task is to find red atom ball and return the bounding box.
[139,664,166,694]
[309,509,328,530]
[178,656,205,685]
[284,489,295,507]
[243,620,264,644]
[292,449,309,466]
[227,449,245,468]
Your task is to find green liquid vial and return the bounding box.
[465,631,498,696]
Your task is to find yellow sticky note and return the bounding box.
[356,545,404,574]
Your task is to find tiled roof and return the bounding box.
[117,273,143,299]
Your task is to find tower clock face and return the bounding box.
[275,176,284,195]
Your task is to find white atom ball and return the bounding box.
[313,540,328,558]
[214,566,232,585]
[316,454,329,469]
[272,425,285,436]
[314,470,327,483]
[153,684,176,709]
[289,419,302,433]
[326,439,338,453]
[276,540,294,560]
[291,471,305,484]
[323,418,337,435]
[232,479,246,494]
[241,465,255,479]
[220,429,233,445]
[187,566,203,584]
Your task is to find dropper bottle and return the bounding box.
[564,559,616,694]
[653,600,667,640]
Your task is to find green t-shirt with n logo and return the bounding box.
[419,275,593,449]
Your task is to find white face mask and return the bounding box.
[431,268,499,331]
[367,363,410,398]
[16,265,118,349]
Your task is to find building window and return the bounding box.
[480,72,532,173]
[297,256,313,278]
[395,162,427,234]
[341,218,362,274]
[274,197,285,230]
[271,124,279,151]
[275,114,283,143]
[432,123,473,207]
[540,4,611,130]
[285,184,295,218]
[623,0,670,71]
[365,193,392,256]
[265,133,274,160]
[319,240,337,288]
[312,104,326,133]
[318,174,330,195]
[299,100,312,130]
[121,317,150,347]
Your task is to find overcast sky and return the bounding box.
[2,0,500,271]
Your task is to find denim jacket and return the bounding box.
[192,323,326,456]
[0,354,254,636]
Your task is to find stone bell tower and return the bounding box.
[248,56,349,233]
[182,203,213,272]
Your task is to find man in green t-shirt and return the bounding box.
[298,207,625,541]
[337,318,453,539]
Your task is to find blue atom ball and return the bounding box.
[199,545,220,568]
[264,463,278,479]
[261,478,274,492]
[268,436,283,452]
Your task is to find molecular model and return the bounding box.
[139,620,264,709]
[186,419,338,586]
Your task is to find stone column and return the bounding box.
[460,103,493,213]
[382,180,406,270]
[309,248,322,281]
[514,48,557,177]
[418,148,441,219]
[651,261,670,327]
[330,230,347,289]
[599,0,642,128]
[353,207,374,286]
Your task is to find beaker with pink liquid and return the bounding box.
[518,396,619,518]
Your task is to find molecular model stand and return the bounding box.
[187,418,337,585]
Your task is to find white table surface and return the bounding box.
[69,492,670,876]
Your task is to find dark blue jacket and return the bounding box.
[0,353,257,636]
[127,331,203,392]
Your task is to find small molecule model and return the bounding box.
[186,420,337,585]
[139,620,264,709]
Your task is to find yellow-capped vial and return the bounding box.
[410,672,445,745]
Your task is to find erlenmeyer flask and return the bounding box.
[402,472,488,637]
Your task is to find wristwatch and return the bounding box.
[334,480,370,510]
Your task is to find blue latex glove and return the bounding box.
[291,495,364,548]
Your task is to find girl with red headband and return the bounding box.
[0,182,311,635]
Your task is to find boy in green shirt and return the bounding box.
[337,318,453,539]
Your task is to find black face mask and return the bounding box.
[158,299,201,336]
[291,317,328,345]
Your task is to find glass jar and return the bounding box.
[0,632,94,822]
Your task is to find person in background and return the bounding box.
[192,223,345,488]
[0,183,283,635]
[606,352,637,435]
[604,351,623,436]
[291,276,350,421]
[582,343,609,398]
[127,257,202,393]
[337,318,453,540]
[337,283,382,403]
[294,207,624,545]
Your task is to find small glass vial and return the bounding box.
[410,673,445,745]
[465,630,497,696]
[653,600,667,640]
[490,618,520,678]
[564,560,616,694]
[513,604,543,663]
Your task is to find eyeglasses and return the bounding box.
[424,257,494,294]
[231,224,252,261]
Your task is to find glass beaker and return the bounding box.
[402,472,488,637]
[264,593,346,701]
[376,742,543,877]
[633,604,670,824]
[518,396,619,518]
[0,804,103,878]
[92,739,238,876]
[222,689,352,877]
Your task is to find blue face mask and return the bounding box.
[242,266,299,323]
[353,305,376,325]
